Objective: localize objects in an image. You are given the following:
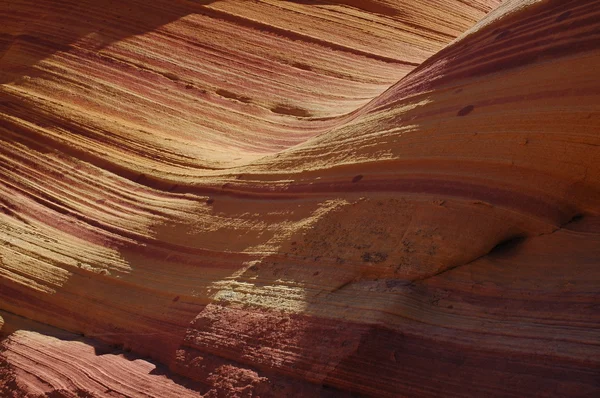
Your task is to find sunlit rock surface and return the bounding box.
[1,0,599,397]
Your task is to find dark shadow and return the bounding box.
[0,0,215,84]
[487,235,526,257]
[0,310,210,396]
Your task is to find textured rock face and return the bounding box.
[1,0,599,397]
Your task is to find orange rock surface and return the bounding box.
[1,0,599,397]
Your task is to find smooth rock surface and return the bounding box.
[1,0,599,397]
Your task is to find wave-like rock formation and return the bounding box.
[1,0,599,396]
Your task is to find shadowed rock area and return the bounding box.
[1,0,599,397]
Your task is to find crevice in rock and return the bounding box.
[565,213,584,225]
[412,233,528,283]
[413,212,589,284]
[487,235,525,256]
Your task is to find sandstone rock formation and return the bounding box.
[1,0,599,397]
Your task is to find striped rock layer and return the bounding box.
[1,0,599,397]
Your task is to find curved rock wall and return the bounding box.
[1,0,599,397]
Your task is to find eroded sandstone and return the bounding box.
[1,0,599,397]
